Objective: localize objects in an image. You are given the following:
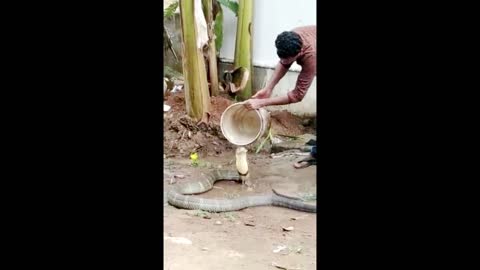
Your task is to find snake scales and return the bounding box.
[167,169,316,213]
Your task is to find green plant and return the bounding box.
[164,1,179,18]
[217,0,238,15]
[214,0,239,54]
[223,212,238,222]
[203,0,219,96]
[233,0,253,100]
[255,127,273,154]
[213,5,223,53]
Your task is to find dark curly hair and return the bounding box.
[275,31,302,58]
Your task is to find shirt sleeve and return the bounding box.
[287,58,316,103]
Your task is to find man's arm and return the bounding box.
[246,61,315,109]
[264,62,290,91]
[254,95,291,107]
[249,61,291,100]
[286,61,316,103]
[257,65,314,107]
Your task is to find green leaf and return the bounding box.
[163,66,183,79]
[255,127,272,154]
[164,1,179,18]
[234,0,253,100]
[214,6,223,53]
[201,0,208,18]
[217,0,238,16]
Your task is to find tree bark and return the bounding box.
[179,0,211,122]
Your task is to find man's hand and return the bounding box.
[251,88,273,99]
[243,99,266,110]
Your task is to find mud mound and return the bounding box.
[270,110,315,137]
[164,92,235,158]
[163,92,316,158]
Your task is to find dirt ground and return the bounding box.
[163,89,317,269]
[164,152,317,270]
[163,91,315,158]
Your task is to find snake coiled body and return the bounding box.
[167,169,316,213]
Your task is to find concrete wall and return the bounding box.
[218,62,316,117]
[219,0,317,117]
[219,0,317,71]
[163,0,317,117]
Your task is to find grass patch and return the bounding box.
[222,212,238,222]
[185,210,212,219]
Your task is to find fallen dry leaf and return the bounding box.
[271,262,301,270]
[244,220,255,226]
[290,214,308,220]
[272,262,288,270]
[272,262,301,270]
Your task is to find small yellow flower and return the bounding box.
[190,152,198,161]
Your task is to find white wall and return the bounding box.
[262,68,317,116]
[219,0,317,117]
[219,0,317,71]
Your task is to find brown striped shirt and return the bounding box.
[279,25,316,103]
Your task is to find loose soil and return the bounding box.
[163,91,315,158]
[270,110,315,137]
[164,92,235,158]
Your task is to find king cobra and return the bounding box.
[167,147,316,213]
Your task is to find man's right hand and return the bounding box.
[251,88,273,99]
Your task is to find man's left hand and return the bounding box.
[243,99,265,110]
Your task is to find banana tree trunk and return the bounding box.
[202,0,219,96]
[179,0,211,122]
[233,0,253,101]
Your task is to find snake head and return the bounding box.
[235,147,249,176]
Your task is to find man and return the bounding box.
[244,25,316,169]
